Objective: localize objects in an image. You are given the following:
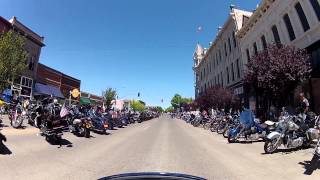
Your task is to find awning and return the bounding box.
[34,83,65,99]
[80,97,91,105]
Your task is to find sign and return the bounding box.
[71,88,80,98]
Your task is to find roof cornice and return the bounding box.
[237,0,274,39]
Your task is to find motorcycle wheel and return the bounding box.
[11,115,23,128]
[216,125,226,134]
[223,128,230,138]
[228,134,236,143]
[84,128,90,138]
[264,139,279,154]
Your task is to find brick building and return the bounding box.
[36,63,81,99]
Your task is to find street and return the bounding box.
[1,115,320,180]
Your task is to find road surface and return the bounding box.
[1,115,320,180]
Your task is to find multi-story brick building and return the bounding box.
[36,63,81,99]
[8,16,45,98]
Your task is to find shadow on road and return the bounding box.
[299,155,320,175]
[0,143,12,155]
[47,138,73,148]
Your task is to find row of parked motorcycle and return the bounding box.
[174,108,320,158]
[0,97,160,145]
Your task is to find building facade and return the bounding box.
[193,7,252,102]
[237,0,320,112]
[80,92,104,105]
[36,63,81,99]
[9,16,45,98]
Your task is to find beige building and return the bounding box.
[237,0,320,112]
[193,7,252,101]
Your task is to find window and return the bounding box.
[219,50,222,62]
[220,72,223,86]
[226,67,230,84]
[228,38,232,53]
[232,31,237,47]
[218,74,220,85]
[231,62,235,81]
[295,2,310,32]
[261,35,267,50]
[283,14,296,41]
[271,25,281,45]
[236,59,240,78]
[225,43,227,56]
[246,49,250,62]
[310,0,320,21]
[28,56,35,71]
[253,42,258,55]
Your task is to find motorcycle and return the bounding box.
[8,101,24,128]
[87,110,109,134]
[37,98,69,143]
[66,105,91,138]
[264,113,320,154]
[228,109,275,143]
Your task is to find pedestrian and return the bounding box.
[297,92,310,121]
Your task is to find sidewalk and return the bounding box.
[0,115,38,135]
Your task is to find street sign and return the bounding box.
[71,88,80,98]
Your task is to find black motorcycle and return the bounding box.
[36,98,68,143]
[66,106,91,138]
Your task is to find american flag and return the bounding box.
[60,103,69,118]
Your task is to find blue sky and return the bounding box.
[0,0,260,108]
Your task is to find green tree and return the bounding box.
[171,94,182,109]
[103,87,117,110]
[130,100,145,112]
[165,106,174,113]
[0,30,28,91]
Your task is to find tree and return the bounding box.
[0,30,28,91]
[130,100,145,112]
[195,86,239,111]
[103,88,117,110]
[165,106,174,113]
[171,94,182,109]
[244,44,311,111]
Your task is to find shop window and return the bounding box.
[295,2,310,32]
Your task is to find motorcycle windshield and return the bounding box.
[239,109,255,128]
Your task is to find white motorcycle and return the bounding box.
[264,114,320,154]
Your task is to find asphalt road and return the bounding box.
[1,115,320,180]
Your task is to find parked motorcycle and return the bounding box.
[228,109,275,143]
[67,105,91,138]
[87,110,109,134]
[264,113,320,154]
[36,98,69,143]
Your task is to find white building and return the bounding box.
[237,0,320,112]
[193,6,252,102]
